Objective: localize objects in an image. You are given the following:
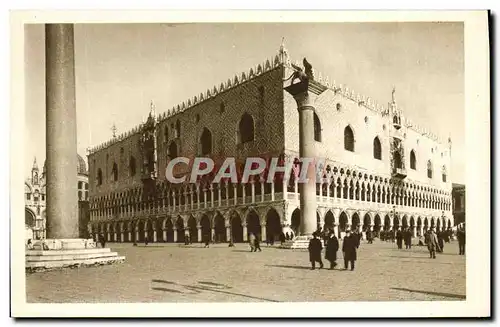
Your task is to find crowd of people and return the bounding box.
[305,223,466,270]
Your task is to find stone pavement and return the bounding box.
[26,239,466,303]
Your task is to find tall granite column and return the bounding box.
[284,76,326,236]
[45,24,78,239]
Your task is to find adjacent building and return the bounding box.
[25,155,90,240]
[88,43,454,244]
[452,183,466,226]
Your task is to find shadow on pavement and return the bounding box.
[386,256,457,265]
[265,264,314,270]
[391,287,466,300]
[151,279,280,302]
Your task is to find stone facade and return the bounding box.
[88,44,454,244]
[25,155,89,240]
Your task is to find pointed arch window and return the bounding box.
[167,141,178,161]
[175,120,181,138]
[200,127,213,155]
[238,113,255,143]
[427,160,433,179]
[344,126,355,152]
[373,137,382,160]
[410,150,417,170]
[164,126,169,143]
[97,168,103,186]
[394,152,402,169]
[129,156,137,177]
[442,165,447,182]
[314,113,322,142]
[112,163,118,181]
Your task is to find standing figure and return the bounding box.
[254,234,262,252]
[427,228,441,259]
[203,232,210,248]
[342,230,358,271]
[279,232,286,245]
[457,225,466,255]
[396,228,403,249]
[366,229,373,244]
[249,233,256,252]
[404,228,412,249]
[325,232,339,270]
[99,233,106,248]
[437,230,445,253]
[308,232,324,270]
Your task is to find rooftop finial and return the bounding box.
[278,37,289,64]
[32,157,38,170]
[150,100,156,117]
[111,124,117,138]
[392,86,396,104]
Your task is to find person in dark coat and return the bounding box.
[342,230,358,271]
[404,228,412,249]
[457,225,466,255]
[366,229,373,244]
[308,232,324,270]
[203,233,210,248]
[99,233,106,248]
[437,230,445,253]
[279,232,286,245]
[396,228,403,249]
[285,232,290,241]
[254,234,262,252]
[325,232,339,269]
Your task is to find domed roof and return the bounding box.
[43,154,88,176]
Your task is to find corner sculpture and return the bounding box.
[283,57,315,84]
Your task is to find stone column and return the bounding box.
[173,228,178,243]
[153,230,157,242]
[226,226,231,242]
[261,225,267,242]
[243,224,248,241]
[163,229,167,242]
[197,226,202,243]
[120,232,124,242]
[284,78,326,236]
[271,181,275,201]
[128,232,132,242]
[45,24,78,239]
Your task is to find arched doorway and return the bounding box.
[165,218,174,242]
[266,208,281,244]
[339,211,348,237]
[25,208,35,228]
[176,217,185,243]
[246,210,261,240]
[200,214,211,242]
[447,219,451,229]
[137,220,145,242]
[374,214,382,234]
[384,215,391,231]
[351,213,360,232]
[188,216,198,243]
[214,213,226,243]
[410,216,415,236]
[230,211,243,243]
[423,217,429,232]
[417,217,422,236]
[402,215,408,229]
[316,212,321,231]
[146,220,154,242]
[291,208,300,236]
[363,213,371,232]
[324,211,335,234]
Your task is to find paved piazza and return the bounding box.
[26,240,466,303]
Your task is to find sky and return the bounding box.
[24,22,465,183]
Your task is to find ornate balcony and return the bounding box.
[392,167,407,179]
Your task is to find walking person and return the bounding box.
[457,225,466,255]
[254,234,262,252]
[249,233,256,252]
[325,232,339,270]
[396,228,403,249]
[437,230,445,253]
[203,232,210,248]
[404,228,412,249]
[342,230,358,271]
[427,228,441,259]
[308,232,324,270]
